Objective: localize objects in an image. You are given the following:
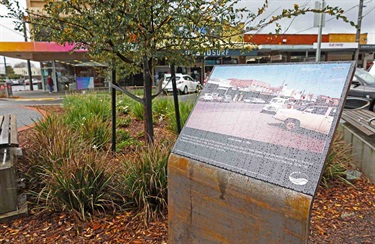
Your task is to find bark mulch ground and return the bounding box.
[1,106,374,243]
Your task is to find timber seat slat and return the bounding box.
[341,109,375,136]
[0,115,19,148]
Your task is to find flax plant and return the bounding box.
[322,131,355,187]
[122,141,172,224]
[25,113,115,221]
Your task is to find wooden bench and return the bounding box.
[341,109,375,136]
[0,115,18,149]
[0,114,19,215]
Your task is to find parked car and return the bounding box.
[201,93,213,102]
[345,69,375,112]
[273,105,336,134]
[24,78,42,85]
[261,97,289,114]
[223,95,232,103]
[163,74,201,94]
[243,97,266,104]
[368,61,375,76]
[212,93,224,102]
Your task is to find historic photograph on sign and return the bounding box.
[172,62,355,196]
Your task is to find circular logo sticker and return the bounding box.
[289,172,309,185]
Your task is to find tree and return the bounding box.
[0,0,353,143]
[14,62,35,68]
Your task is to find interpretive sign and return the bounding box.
[172,62,355,196]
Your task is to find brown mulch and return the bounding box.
[1,105,375,243]
[0,212,167,243]
[309,178,375,243]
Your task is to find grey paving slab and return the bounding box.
[0,106,43,129]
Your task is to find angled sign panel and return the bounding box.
[172,62,355,196]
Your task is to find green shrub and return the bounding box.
[80,115,111,149]
[27,114,82,165]
[116,138,140,151]
[116,99,131,115]
[63,93,111,124]
[122,141,171,224]
[117,117,132,127]
[166,101,194,133]
[35,156,113,221]
[116,129,131,142]
[62,94,111,148]
[25,114,115,220]
[152,98,172,122]
[130,102,144,121]
[321,131,355,187]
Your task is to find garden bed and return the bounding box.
[2,101,375,243]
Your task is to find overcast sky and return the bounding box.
[1,0,374,66]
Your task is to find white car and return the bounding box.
[273,105,336,134]
[243,97,266,104]
[201,93,213,102]
[368,61,375,76]
[261,97,289,114]
[223,95,232,103]
[163,74,201,94]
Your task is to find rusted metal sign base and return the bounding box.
[168,153,313,243]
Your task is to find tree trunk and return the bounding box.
[143,56,154,144]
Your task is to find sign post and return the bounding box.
[168,62,355,243]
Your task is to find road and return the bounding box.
[185,101,328,153]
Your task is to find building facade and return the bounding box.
[244,33,373,67]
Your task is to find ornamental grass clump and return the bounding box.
[24,113,115,221]
[152,98,173,122]
[79,114,111,149]
[130,102,145,121]
[322,131,356,188]
[34,152,113,221]
[166,101,194,133]
[122,141,171,224]
[62,93,111,148]
[63,93,111,124]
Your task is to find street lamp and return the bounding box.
[315,0,325,62]
[354,0,364,67]
[22,19,34,90]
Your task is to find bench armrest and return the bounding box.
[369,117,375,128]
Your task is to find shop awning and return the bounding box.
[0,42,88,61]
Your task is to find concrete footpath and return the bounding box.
[0,90,65,131]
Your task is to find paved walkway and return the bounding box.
[1,90,65,131]
[1,106,44,131]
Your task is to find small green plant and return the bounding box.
[122,141,172,224]
[117,117,132,127]
[152,99,172,122]
[321,131,355,188]
[130,102,144,121]
[116,99,131,115]
[166,101,194,133]
[116,129,131,142]
[116,138,140,151]
[77,115,111,149]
